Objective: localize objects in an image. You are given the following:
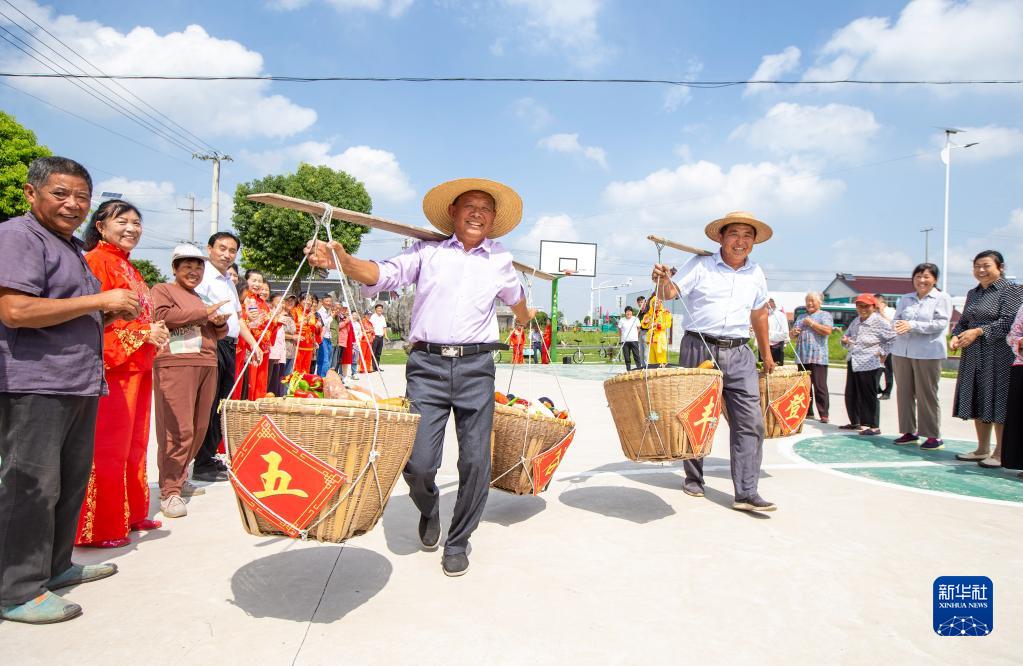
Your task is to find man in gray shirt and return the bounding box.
[0,157,141,624]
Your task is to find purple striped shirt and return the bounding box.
[361,236,525,344]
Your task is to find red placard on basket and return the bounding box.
[769,380,811,435]
[676,383,721,455]
[230,415,347,537]
[530,429,576,496]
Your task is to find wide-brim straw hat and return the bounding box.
[422,178,523,238]
[704,211,773,244]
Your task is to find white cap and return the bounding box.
[170,243,206,267]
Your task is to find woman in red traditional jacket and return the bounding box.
[292,292,322,375]
[232,269,278,399]
[541,321,552,364]
[76,200,170,548]
[508,322,526,364]
[358,311,376,373]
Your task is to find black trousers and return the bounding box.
[878,354,894,396]
[1000,365,1023,470]
[845,363,881,427]
[195,337,236,471]
[0,393,99,605]
[759,343,785,365]
[372,337,384,367]
[622,341,641,371]
[403,350,495,556]
[798,362,830,419]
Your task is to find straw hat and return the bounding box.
[704,211,773,244]
[421,178,523,238]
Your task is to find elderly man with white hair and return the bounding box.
[791,291,834,423]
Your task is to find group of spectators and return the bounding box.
[789,254,1023,480]
[0,157,391,624]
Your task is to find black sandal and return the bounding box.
[839,423,861,430]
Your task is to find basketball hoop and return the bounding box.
[562,268,575,277]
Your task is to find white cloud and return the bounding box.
[673,144,693,162]
[731,102,881,162]
[268,0,414,17]
[804,0,1023,83]
[928,125,1023,163]
[241,141,415,203]
[513,213,581,252]
[745,46,801,96]
[502,0,611,68]
[828,238,915,273]
[0,3,316,139]
[512,97,553,131]
[538,133,608,169]
[602,159,845,232]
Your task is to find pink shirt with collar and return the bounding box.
[362,236,524,344]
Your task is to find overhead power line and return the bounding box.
[0,0,217,154]
[0,73,1018,86]
[0,80,206,172]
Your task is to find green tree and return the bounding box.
[233,163,372,277]
[0,111,52,222]
[131,259,168,287]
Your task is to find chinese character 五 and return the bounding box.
[254,451,309,499]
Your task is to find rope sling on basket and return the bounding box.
[603,242,725,462]
[489,269,576,495]
[219,203,420,542]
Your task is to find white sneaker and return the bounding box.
[181,481,205,497]
[160,495,187,518]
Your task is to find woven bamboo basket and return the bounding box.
[491,404,576,494]
[603,367,723,462]
[721,366,812,438]
[221,397,419,542]
[760,367,811,438]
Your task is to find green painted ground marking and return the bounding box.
[794,435,1023,504]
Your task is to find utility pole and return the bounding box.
[178,194,203,243]
[193,152,233,237]
[920,227,934,263]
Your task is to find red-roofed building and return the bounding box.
[823,273,916,308]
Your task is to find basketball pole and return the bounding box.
[549,275,561,363]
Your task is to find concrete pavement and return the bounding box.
[2,363,1019,664]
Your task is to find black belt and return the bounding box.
[412,342,508,358]
[685,331,749,349]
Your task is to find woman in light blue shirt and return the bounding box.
[891,263,952,450]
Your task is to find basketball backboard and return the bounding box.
[539,240,597,277]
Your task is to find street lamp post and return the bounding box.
[940,129,979,293]
[589,277,632,323]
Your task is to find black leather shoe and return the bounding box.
[192,467,229,482]
[733,495,777,512]
[418,513,440,550]
[441,553,469,577]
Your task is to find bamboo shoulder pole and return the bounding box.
[245,192,557,281]
[646,234,713,256]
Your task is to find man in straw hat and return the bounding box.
[651,211,778,512]
[307,178,535,576]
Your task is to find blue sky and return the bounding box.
[2,0,1021,319]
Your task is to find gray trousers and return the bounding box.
[0,393,99,606]
[403,350,495,556]
[679,336,766,499]
[892,356,942,438]
[637,330,649,369]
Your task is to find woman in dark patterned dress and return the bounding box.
[950,250,1023,467]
